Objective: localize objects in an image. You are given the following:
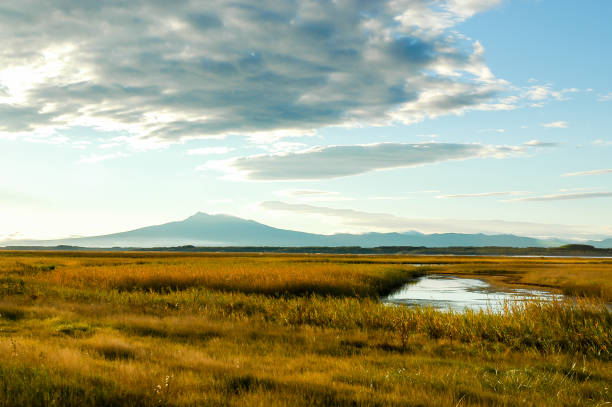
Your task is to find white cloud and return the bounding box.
[593,139,612,146]
[206,199,234,204]
[275,189,440,203]
[0,232,27,243]
[186,147,233,155]
[542,121,568,129]
[523,85,578,105]
[524,139,559,147]
[597,92,612,102]
[276,189,339,198]
[71,140,91,149]
[394,0,502,36]
[260,200,612,239]
[479,128,505,133]
[202,142,532,181]
[446,0,503,18]
[0,188,47,208]
[509,191,612,202]
[256,142,309,153]
[563,168,612,177]
[77,152,129,164]
[99,142,122,149]
[438,191,524,199]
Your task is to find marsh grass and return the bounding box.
[432,261,612,301]
[36,257,419,297]
[0,251,610,406]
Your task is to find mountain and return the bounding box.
[2,213,325,248]
[588,238,612,249]
[1,212,607,248]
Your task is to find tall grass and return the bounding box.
[33,256,421,297]
[432,261,612,301]
[0,251,610,406]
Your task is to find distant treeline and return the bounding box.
[2,244,612,256]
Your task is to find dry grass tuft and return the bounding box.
[83,335,139,360]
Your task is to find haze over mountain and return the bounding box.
[3,212,611,249]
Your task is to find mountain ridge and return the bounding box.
[2,212,610,248]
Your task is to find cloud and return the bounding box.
[563,169,612,177]
[395,0,502,35]
[597,92,612,102]
[0,232,27,243]
[186,147,233,156]
[522,85,578,107]
[276,189,339,198]
[0,188,47,208]
[542,121,568,129]
[0,1,511,145]
[509,192,612,202]
[255,141,309,153]
[260,201,612,239]
[479,128,505,133]
[593,139,612,146]
[202,142,529,181]
[275,189,438,203]
[71,140,91,149]
[524,140,559,147]
[77,152,129,164]
[438,191,523,199]
[446,0,503,18]
[99,142,122,149]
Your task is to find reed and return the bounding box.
[0,251,609,406]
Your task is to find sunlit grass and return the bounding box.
[0,251,610,406]
[432,261,612,302]
[40,261,417,297]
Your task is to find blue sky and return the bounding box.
[1,0,611,241]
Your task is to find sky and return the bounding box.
[1,0,611,241]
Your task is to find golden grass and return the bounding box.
[23,254,418,297]
[430,261,612,301]
[0,251,610,406]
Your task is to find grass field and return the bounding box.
[0,251,610,406]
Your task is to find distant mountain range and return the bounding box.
[2,212,612,248]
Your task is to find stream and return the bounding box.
[383,274,560,312]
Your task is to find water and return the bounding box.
[383,274,559,312]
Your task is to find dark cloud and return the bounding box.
[389,37,436,64]
[187,13,223,31]
[0,0,506,143]
[0,105,55,132]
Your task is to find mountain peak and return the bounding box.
[184,212,250,224]
[186,211,212,220]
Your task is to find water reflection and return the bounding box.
[383,274,559,312]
